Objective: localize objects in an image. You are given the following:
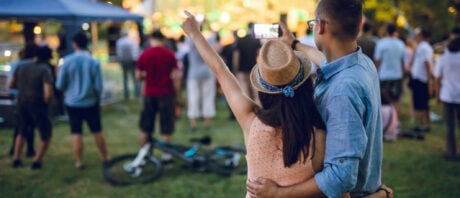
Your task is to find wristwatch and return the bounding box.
[291,39,300,50]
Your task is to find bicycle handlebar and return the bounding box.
[189,136,212,145]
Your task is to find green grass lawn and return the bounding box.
[0,64,459,197]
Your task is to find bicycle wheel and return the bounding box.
[103,154,162,185]
[206,145,247,176]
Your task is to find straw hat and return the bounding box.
[250,40,311,97]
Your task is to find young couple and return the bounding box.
[182,0,391,197]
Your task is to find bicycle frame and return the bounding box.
[154,140,204,165]
[124,138,205,175]
[123,142,154,177]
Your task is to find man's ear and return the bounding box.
[318,21,326,35]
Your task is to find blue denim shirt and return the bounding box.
[313,48,382,198]
[56,50,103,107]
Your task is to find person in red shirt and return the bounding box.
[136,30,181,162]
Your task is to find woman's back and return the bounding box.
[180,13,324,197]
[245,117,315,186]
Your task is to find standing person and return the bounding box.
[381,90,400,142]
[408,28,434,136]
[8,44,38,157]
[57,27,68,58]
[174,35,189,117]
[233,22,261,103]
[434,37,460,161]
[433,27,460,54]
[247,0,387,197]
[220,30,238,120]
[374,23,406,134]
[182,11,328,197]
[401,36,417,124]
[38,45,64,117]
[116,31,141,100]
[357,21,377,60]
[186,27,217,131]
[135,30,181,162]
[56,32,110,169]
[9,46,54,170]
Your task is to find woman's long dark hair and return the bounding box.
[255,77,325,167]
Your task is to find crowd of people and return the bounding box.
[6,0,460,197]
[8,32,111,170]
[357,19,460,145]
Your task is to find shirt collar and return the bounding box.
[74,50,91,55]
[317,47,362,81]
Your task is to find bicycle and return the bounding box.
[103,136,247,185]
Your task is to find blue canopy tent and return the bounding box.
[0,0,144,128]
[0,0,144,54]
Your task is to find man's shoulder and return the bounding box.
[376,37,393,46]
[15,59,34,67]
[420,41,433,50]
[140,47,175,60]
[17,60,35,68]
[237,36,259,46]
[153,47,176,56]
[388,38,404,47]
[67,52,98,61]
[63,52,99,68]
[358,36,377,45]
[439,52,460,63]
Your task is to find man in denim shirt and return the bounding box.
[247,0,384,197]
[56,32,110,169]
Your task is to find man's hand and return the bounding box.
[246,177,280,198]
[135,69,146,81]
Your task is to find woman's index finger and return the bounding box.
[184,10,193,18]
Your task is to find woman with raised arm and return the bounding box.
[181,11,326,197]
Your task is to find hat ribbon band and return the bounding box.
[258,62,304,98]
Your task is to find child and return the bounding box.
[381,90,399,141]
[181,11,326,197]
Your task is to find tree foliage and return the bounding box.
[363,0,459,42]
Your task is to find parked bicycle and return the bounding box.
[103,136,247,185]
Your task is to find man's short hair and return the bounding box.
[448,37,460,52]
[151,30,165,40]
[451,27,460,36]
[420,29,431,39]
[386,24,397,35]
[21,43,39,59]
[248,22,254,30]
[37,45,52,61]
[316,0,363,41]
[362,22,372,33]
[72,32,89,49]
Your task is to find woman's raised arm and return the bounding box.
[181,11,256,132]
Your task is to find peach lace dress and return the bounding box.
[244,117,316,197]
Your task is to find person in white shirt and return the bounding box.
[434,37,460,160]
[409,28,434,136]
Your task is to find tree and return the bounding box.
[363,0,458,42]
